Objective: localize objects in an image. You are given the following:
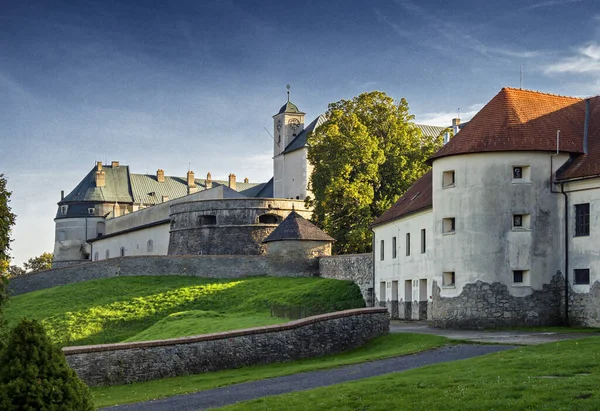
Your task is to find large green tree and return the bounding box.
[307,91,442,254]
[0,174,16,276]
[24,252,53,273]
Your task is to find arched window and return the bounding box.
[105,250,110,259]
[258,214,279,224]
[147,239,154,253]
[198,215,217,225]
[120,247,125,257]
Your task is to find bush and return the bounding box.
[0,319,95,410]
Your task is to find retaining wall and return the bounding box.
[63,307,389,386]
[319,254,374,306]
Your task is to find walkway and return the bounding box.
[100,344,513,411]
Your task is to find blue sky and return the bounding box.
[1,0,599,265]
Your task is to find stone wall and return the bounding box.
[63,308,389,386]
[319,254,374,306]
[568,281,600,327]
[430,273,565,328]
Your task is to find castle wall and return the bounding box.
[267,240,331,276]
[168,198,309,255]
[91,222,170,261]
[319,254,373,306]
[53,216,104,266]
[63,308,389,386]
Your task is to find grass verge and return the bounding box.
[220,336,600,411]
[91,333,449,408]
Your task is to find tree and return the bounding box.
[6,265,26,278]
[24,252,53,273]
[0,174,16,276]
[0,319,95,411]
[307,91,442,254]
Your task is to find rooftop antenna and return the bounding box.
[188,162,191,172]
[457,107,460,120]
[286,84,290,102]
[264,127,279,146]
[520,65,523,90]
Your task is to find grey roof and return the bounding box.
[415,124,448,138]
[263,211,334,243]
[255,178,274,198]
[61,165,133,204]
[282,115,326,154]
[277,101,304,115]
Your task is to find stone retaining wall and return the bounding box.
[63,308,389,386]
[568,281,600,327]
[319,254,374,306]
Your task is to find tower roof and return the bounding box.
[277,101,303,114]
[263,211,334,243]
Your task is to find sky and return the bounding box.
[1,0,599,266]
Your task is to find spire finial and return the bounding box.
[286,84,290,102]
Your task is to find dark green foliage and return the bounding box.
[0,174,16,273]
[0,319,95,411]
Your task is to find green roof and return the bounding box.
[278,101,303,114]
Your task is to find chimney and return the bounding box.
[452,118,460,135]
[205,172,212,189]
[157,169,165,183]
[113,202,120,217]
[60,190,64,200]
[244,177,249,184]
[228,173,236,191]
[187,171,198,194]
[95,169,106,188]
[162,195,169,203]
[96,161,103,171]
[111,161,119,167]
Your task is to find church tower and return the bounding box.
[273,86,305,198]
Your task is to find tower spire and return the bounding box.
[286,84,290,102]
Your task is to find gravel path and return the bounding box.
[100,344,514,411]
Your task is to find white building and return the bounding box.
[373,87,600,328]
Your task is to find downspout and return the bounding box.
[561,183,569,326]
[371,228,376,307]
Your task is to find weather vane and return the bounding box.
[286,84,290,102]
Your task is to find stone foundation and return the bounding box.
[430,273,565,328]
[569,281,600,327]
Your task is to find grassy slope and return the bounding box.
[92,333,449,408]
[221,337,600,411]
[4,275,365,347]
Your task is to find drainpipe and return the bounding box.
[561,182,569,326]
[371,228,376,307]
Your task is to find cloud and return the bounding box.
[524,0,584,10]
[417,104,484,127]
[545,42,600,74]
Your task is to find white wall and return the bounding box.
[374,209,434,304]
[432,152,569,297]
[281,148,310,200]
[53,216,104,263]
[91,223,170,261]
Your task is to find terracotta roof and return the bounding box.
[263,211,334,243]
[370,170,432,227]
[557,96,600,181]
[430,88,586,162]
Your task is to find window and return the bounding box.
[575,203,590,236]
[513,270,524,283]
[442,170,455,188]
[147,239,154,253]
[512,165,531,182]
[406,233,411,256]
[512,214,530,230]
[198,215,217,226]
[105,250,110,259]
[88,207,95,215]
[513,215,523,227]
[258,214,279,224]
[574,269,590,285]
[380,240,385,260]
[443,272,455,287]
[443,218,456,234]
[379,281,386,303]
[512,270,530,286]
[120,247,125,257]
[392,237,397,259]
[421,229,426,253]
[513,166,523,179]
[60,205,68,216]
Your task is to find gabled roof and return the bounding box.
[263,211,334,243]
[370,171,432,227]
[430,88,586,162]
[254,178,274,198]
[61,165,133,204]
[283,115,326,154]
[416,124,447,138]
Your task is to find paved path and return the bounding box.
[390,321,600,345]
[100,344,513,411]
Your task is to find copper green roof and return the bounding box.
[61,165,133,204]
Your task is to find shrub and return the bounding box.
[0,319,95,410]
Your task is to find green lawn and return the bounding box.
[92,333,450,408]
[221,336,600,411]
[4,275,365,347]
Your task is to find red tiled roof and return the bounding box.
[370,170,432,227]
[557,96,600,181]
[430,88,586,162]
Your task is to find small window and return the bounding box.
[512,270,530,286]
[512,165,531,182]
[513,167,523,179]
[120,247,125,257]
[406,233,411,256]
[442,170,455,188]
[443,271,455,287]
[380,240,385,261]
[60,205,68,216]
[575,203,590,236]
[105,250,110,259]
[147,239,154,253]
[198,215,217,226]
[574,269,590,285]
[392,237,397,259]
[443,218,456,234]
[88,207,95,215]
[259,214,279,224]
[512,214,531,230]
[421,229,426,253]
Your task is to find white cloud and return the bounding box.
[524,0,584,10]
[417,104,484,127]
[545,42,600,74]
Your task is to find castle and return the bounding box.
[373,88,600,328]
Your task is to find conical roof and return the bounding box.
[263,211,334,243]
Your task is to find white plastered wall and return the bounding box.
[54,216,104,262]
[373,209,435,304]
[281,148,310,200]
[91,223,170,260]
[432,151,569,297]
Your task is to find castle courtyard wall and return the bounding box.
[319,254,373,306]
